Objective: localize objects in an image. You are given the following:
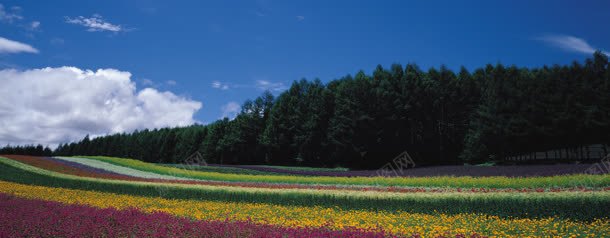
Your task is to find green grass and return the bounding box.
[1,156,609,220]
[256,165,349,172]
[161,164,281,176]
[81,156,610,189]
[474,162,497,167]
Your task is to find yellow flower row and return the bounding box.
[0,180,607,237]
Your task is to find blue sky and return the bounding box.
[0,0,609,145]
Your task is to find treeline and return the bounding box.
[24,52,610,168]
[0,144,53,156]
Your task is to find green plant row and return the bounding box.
[1,157,609,220]
[256,165,350,172]
[82,156,610,189]
[161,164,281,176]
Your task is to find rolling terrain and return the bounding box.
[0,154,609,237]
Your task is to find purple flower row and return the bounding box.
[213,164,596,177]
[0,193,396,238]
[44,156,128,177]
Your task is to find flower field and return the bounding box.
[0,155,609,237]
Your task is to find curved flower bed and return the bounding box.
[7,155,607,194]
[83,156,610,189]
[0,155,609,237]
[3,155,137,180]
[8,155,609,194]
[54,156,193,180]
[0,193,395,238]
[1,181,607,237]
[217,164,596,177]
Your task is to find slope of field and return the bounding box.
[0,155,609,237]
[81,156,610,188]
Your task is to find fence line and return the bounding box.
[505,144,608,161]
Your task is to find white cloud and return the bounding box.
[0,67,202,146]
[211,79,286,92]
[0,5,42,33]
[30,21,40,29]
[0,37,38,54]
[0,4,23,23]
[221,101,240,119]
[256,79,286,92]
[65,14,125,32]
[212,81,221,88]
[166,80,177,86]
[211,80,230,90]
[296,15,305,21]
[536,34,609,56]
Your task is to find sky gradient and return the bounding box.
[0,0,609,146]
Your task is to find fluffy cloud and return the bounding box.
[0,37,38,54]
[221,102,240,119]
[0,67,202,146]
[537,34,609,56]
[65,14,125,32]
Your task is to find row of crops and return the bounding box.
[0,154,609,237]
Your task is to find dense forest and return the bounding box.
[4,52,610,169]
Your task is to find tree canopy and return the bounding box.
[9,52,609,168]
